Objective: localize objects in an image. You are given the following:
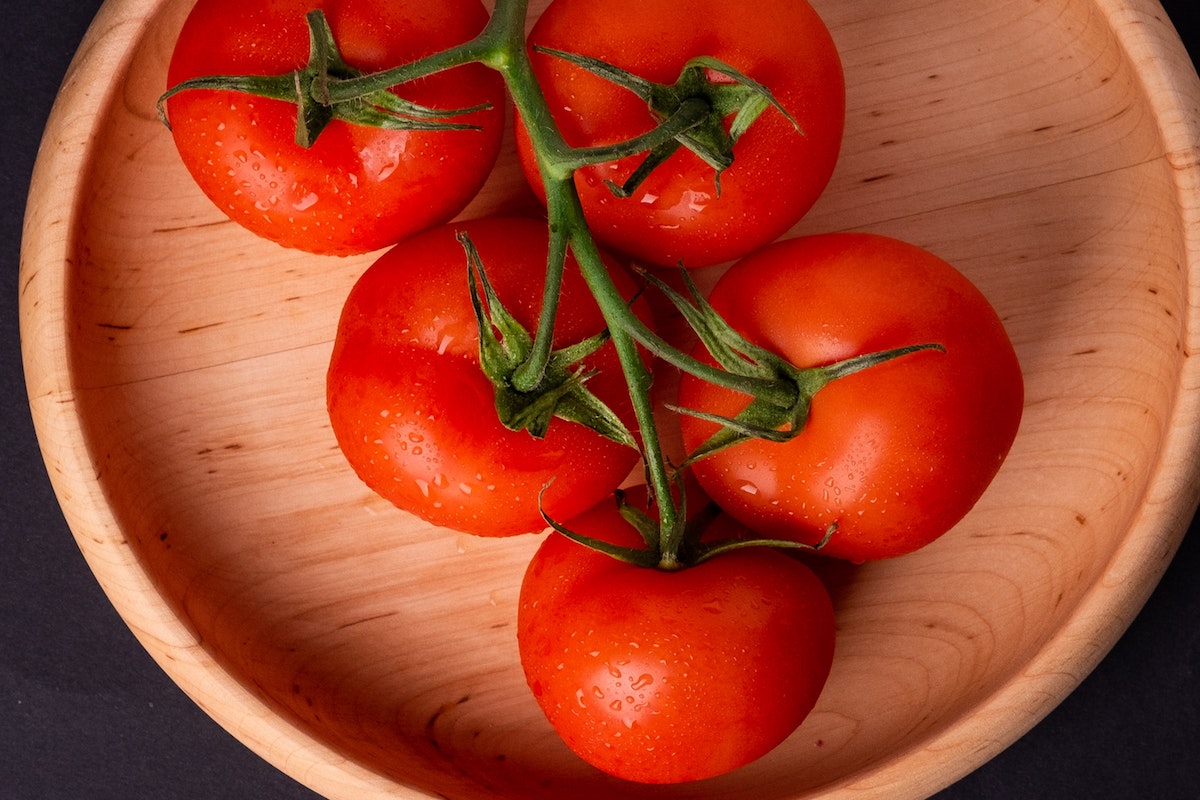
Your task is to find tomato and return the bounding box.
[517,485,836,783]
[515,0,844,268]
[326,216,649,536]
[677,233,1024,562]
[165,0,505,256]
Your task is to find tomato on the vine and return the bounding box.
[515,0,845,268]
[517,485,836,783]
[326,216,650,536]
[677,233,1024,562]
[164,0,506,256]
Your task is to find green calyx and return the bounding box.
[156,10,491,147]
[459,232,637,449]
[498,253,943,570]
[534,46,800,196]
[536,266,942,571]
[643,268,945,465]
[540,479,840,572]
[539,486,679,570]
[538,478,714,571]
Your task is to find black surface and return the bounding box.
[3,2,1198,799]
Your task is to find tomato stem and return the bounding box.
[530,46,800,197]
[545,182,684,559]
[544,97,714,176]
[318,19,499,101]
[166,0,920,567]
[475,0,692,558]
[158,11,491,145]
[692,523,838,565]
[451,0,836,565]
[510,221,569,394]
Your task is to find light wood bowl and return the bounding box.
[20,0,1200,797]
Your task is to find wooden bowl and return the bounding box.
[20,0,1200,797]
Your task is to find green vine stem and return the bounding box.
[159,0,923,570]
[318,0,698,560]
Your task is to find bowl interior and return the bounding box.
[40,0,1199,797]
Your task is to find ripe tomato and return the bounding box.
[165,0,505,256]
[517,486,836,783]
[326,216,648,536]
[515,0,844,268]
[677,233,1024,562]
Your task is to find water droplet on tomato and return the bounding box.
[739,482,759,495]
[685,190,711,212]
[292,192,319,212]
[630,674,653,691]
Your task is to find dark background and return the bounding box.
[3,2,1198,798]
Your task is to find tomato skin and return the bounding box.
[166,0,505,256]
[326,217,647,536]
[677,233,1024,562]
[517,488,836,783]
[515,0,844,268]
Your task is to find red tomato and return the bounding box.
[326,217,648,536]
[516,0,844,268]
[517,486,836,783]
[165,0,505,256]
[677,233,1024,562]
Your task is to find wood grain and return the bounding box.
[19,0,1200,798]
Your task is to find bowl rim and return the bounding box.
[19,0,1200,797]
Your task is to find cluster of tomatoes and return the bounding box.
[163,0,1024,785]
